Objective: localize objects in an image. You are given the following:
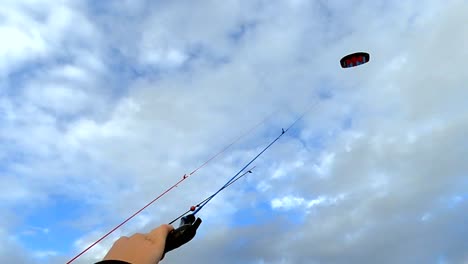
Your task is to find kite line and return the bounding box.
[191,100,318,215]
[66,112,275,263]
[68,98,319,263]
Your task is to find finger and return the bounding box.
[131,233,145,239]
[147,224,174,245]
[193,218,202,229]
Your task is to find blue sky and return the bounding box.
[1,0,468,263]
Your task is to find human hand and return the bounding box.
[102,224,174,264]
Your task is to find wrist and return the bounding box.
[95,260,132,264]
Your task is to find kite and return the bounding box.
[340,52,370,68]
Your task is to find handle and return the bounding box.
[161,214,202,260]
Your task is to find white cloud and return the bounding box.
[0,176,30,203]
[271,194,345,210]
[34,250,59,259]
[0,1,99,75]
[271,167,286,179]
[24,84,90,114]
[306,196,326,207]
[1,0,468,263]
[19,226,50,236]
[256,180,272,192]
[313,152,335,177]
[0,227,34,263]
[140,47,188,68]
[420,213,431,222]
[271,196,305,210]
[0,24,47,68]
[68,213,160,264]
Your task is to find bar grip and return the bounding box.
[161,214,202,260]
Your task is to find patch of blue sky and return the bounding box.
[2,51,114,119]
[85,0,162,19]
[294,80,346,130]
[229,201,271,227]
[125,43,231,82]
[3,60,51,98]
[191,44,232,66]
[436,177,468,209]
[177,43,232,74]
[229,237,250,252]
[0,145,39,177]
[15,195,90,256]
[230,200,306,229]
[316,0,333,22]
[284,116,353,151]
[317,86,334,101]
[275,209,307,225]
[447,194,467,209]
[314,1,354,45]
[341,115,353,130]
[85,0,120,16]
[10,164,133,255]
[228,21,257,43]
[437,255,448,264]
[96,48,150,100]
[55,4,145,99]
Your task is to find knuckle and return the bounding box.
[132,233,145,239]
[116,236,129,242]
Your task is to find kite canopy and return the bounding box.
[340,52,370,68]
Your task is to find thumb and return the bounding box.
[148,224,174,245]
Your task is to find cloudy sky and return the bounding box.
[1,0,467,263]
